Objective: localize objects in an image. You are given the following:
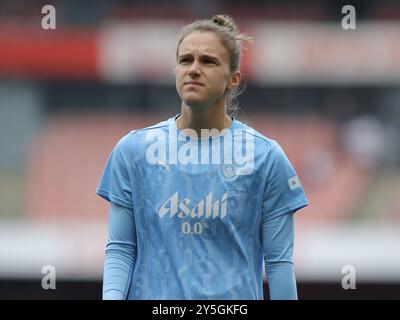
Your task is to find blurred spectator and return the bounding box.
[303,146,336,186]
[340,114,387,170]
[378,90,400,166]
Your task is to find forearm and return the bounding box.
[103,202,137,300]
[265,261,297,300]
[262,212,298,300]
[103,242,135,299]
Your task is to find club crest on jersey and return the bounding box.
[219,164,237,181]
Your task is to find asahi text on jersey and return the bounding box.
[159,192,228,219]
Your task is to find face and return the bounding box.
[175,31,240,110]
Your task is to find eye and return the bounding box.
[204,59,216,64]
[179,58,190,64]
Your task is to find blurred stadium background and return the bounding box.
[0,0,400,299]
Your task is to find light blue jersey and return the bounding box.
[97,115,308,300]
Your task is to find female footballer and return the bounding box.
[97,14,308,300]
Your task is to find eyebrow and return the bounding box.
[178,53,220,63]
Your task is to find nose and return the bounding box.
[188,59,200,77]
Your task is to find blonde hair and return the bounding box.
[176,14,254,116]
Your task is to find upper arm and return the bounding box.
[262,211,294,264]
[262,141,308,223]
[96,134,134,209]
[107,202,137,246]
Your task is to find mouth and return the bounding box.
[184,81,204,86]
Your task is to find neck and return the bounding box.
[177,102,232,136]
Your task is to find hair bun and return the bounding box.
[212,14,237,33]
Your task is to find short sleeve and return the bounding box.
[96,134,133,209]
[262,141,308,223]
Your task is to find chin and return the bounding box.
[185,98,213,110]
[182,97,208,110]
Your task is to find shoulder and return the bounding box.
[114,118,171,151]
[234,119,283,155]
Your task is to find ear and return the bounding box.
[227,71,241,90]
